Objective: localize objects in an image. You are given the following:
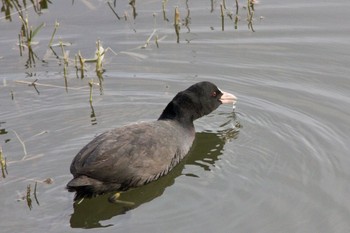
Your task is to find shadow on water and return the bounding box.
[69,113,240,228]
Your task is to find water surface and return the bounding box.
[1,0,350,232]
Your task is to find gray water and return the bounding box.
[1,0,350,232]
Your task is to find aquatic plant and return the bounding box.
[18,13,45,67]
[59,41,69,92]
[26,184,32,210]
[247,0,256,32]
[22,182,39,210]
[141,13,158,49]
[107,1,121,20]
[234,0,239,29]
[48,20,59,47]
[211,0,258,32]
[88,79,94,104]
[0,146,8,178]
[162,0,169,21]
[220,3,225,31]
[0,0,51,21]
[88,80,98,125]
[184,0,191,32]
[174,7,180,43]
[10,130,27,160]
[76,51,86,79]
[141,29,159,49]
[129,0,137,19]
[28,78,40,94]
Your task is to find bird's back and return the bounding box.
[68,120,195,197]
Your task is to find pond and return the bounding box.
[1,0,350,232]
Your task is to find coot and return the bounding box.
[67,81,237,201]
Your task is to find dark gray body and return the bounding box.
[68,120,195,197]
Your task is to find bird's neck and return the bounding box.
[158,101,196,128]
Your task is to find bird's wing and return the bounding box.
[70,122,182,187]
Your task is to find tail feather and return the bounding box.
[66,175,121,201]
[67,175,103,201]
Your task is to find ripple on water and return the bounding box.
[202,78,350,231]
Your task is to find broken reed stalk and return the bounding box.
[162,0,169,21]
[28,79,40,94]
[88,79,97,125]
[18,14,45,50]
[234,0,239,29]
[48,20,59,47]
[10,130,27,160]
[78,51,85,79]
[247,0,255,32]
[26,184,32,210]
[142,29,157,49]
[0,147,8,178]
[95,40,104,73]
[59,41,69,91]
[17,13,44,68]
[250,0,255,11]
[155,35,159,48]
[18,14,30,47]
[174,7,180,43]
[89,80,93,104]
[107,1,121,20]
[18,34,23,56]
[220,4,224,31]
[88,80,99,121]
[96,71,104,95]
[184,0,191,32]
[222,0,227,9]
[129,0,137,19]
[34,181,40,206]
[25,182,39,209]
[74,54,79,78]
[123,11,128,21]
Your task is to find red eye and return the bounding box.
[211,91,217,97]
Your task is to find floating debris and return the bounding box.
[43,178,54,184]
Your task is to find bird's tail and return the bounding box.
[66,175,102,201]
